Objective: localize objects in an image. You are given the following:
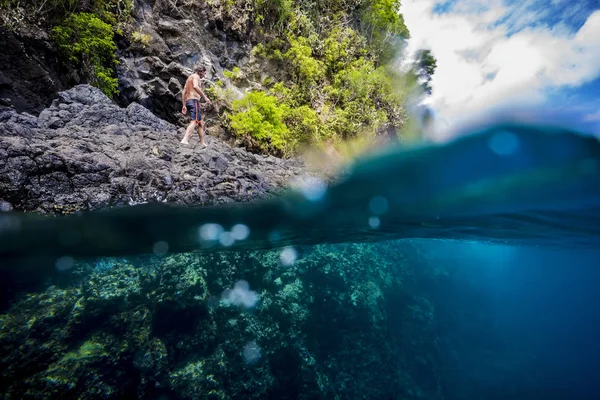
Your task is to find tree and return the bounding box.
[414,49,437,95]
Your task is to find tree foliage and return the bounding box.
[0,0,132,28]
[283,36,325,85]
[0,0,78,26]
[228,90,322,156]
[414,49,437,95]
[52,13,119,97]
[229,92,292,155]
[1,0,131,97]
[227,0,414,156]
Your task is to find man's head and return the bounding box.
[194,66,207,77]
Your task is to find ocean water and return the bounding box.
[1,122,600,399]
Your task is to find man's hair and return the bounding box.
[195,66,207,74]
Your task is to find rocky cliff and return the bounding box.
[117,0,255,125]
[0,26,78,114]
[0,85,309,214]
[0,0,259,126]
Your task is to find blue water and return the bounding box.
[2,122,600,264]
[416,241,600,399]
[1,121,600,398]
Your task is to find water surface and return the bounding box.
[1,122,600,399]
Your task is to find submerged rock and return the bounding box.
[0,242,444,399]
[0,85,308,214]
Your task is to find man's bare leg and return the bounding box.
[181,121,196,144]
[197,120,207,148]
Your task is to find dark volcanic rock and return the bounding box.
[0,85,308,214]
[0,2,253,125]
[0,27,78,115]
[117,0,254,124]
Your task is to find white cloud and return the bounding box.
[401,0,600,140]
[584,109,600,122]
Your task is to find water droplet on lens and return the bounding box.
[231,224,250,240]
[280,246,297,266]
[369,216,380,229]
[242,341,262,364]
[369,196,388,215]
[296,176,327,202]
[222,280,259,308]
[199,223,224,241]
[219,231,235,247]
[489,131,519,156]
[153,241,169,256]
[55,256,75,272]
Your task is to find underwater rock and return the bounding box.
[0,242,445,399]
[0,85,309,214]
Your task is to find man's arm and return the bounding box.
[181,89,187,114]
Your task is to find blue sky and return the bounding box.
[400,0,600,139]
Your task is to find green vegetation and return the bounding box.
[229,91,294,155]
[0,0,77,27]
[223,0,419,157]
[52,13,119,97]
[0,0,132,28]
[95,0,134,32]
[132,29,152,48]
[283,36,325,86]
[1,0,435,157]
[204,81,240,108]
[413,49,438,95]
[1,0,132,97]
[255,0,293,31]
[360,0,410,62]
[223,66,243,81]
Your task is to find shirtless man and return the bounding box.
[181,66,212,146]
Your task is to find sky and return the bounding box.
[400,0,600,140]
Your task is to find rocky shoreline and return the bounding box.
[0,85,310,214]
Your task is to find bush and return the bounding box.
[322,27,367,74]
[283,36,324,85]
[0,0,77,28]
[223,66,243,81]
[0,0,132,29]
[284,105,320,146]
[254,0,292,31]
[52,13,118,97]
[362,0,409,36]
[229,90,325,156]
[229,91,291,155]
[96,0,134,30]
[360,0,410,62]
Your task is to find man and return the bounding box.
[181,66,212,147]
